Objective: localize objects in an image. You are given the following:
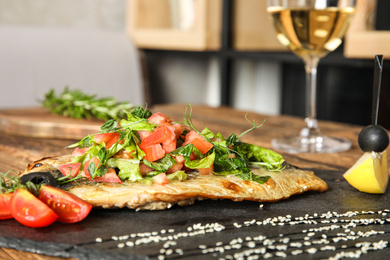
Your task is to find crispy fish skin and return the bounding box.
[20,156,328,210]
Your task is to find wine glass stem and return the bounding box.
[303,56,320,136]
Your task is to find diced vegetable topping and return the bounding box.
[64,105,285,185]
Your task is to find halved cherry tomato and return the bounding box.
[148,112,170,126]
[153,172,169,185]
[39,185,92,223]
[72,147,89,157]
[94,133,120,149]
[10,189,58,228]
[182,130,213,154]
[59,163,81,178]
[142,144,165,162]
[0,193,13,220]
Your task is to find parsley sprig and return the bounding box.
[41,87,135,121]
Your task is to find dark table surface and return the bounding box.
[1,104,389,260]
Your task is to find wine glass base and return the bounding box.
[272,135,351,154]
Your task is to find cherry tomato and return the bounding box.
[0,193,13,220]
[10,189,58,228]
[39,185,92,223]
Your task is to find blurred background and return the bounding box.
[0,0,389,127]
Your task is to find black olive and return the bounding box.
[358,125,389,152]
[20,172,58,187]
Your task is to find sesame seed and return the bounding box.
[306,248,317,254]
[126,241,134,247]
[247,241,256,248]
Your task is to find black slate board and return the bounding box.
[1,169,390,260]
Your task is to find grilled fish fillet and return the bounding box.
[20,155,328,210]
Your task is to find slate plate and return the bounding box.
[1,169,390,260]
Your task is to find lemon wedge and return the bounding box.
[343,150,388,194]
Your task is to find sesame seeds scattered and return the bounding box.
[92,209,390,259]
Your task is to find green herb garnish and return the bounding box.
[41,87,135,121]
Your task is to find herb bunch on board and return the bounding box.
[41,87,135,121]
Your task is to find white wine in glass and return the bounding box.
[267,0,356,153]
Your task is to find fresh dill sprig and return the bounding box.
[0,171,40,195]
[41,87,135,121]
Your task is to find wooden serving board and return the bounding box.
[0,107,103,140]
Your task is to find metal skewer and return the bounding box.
[372,54,384,125]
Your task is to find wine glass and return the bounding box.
[267,0,356,153]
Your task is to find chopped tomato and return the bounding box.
[105,133,121,148]
[142,144,165,162]
[167,162,184,174]
[138,130,153,140]
[162,139,177,153]
[94,132,120,148]
[83,157,101,180]
[72,147,89,157]
[59,163,81,178]
[139,163,155,175]
[182,131,213,154]
[153,172,169,185]
[166,155,185,174]
[198,165,214,175]
[0,193,13,220]
[39,185,92,223]
[140,125,175,148]
[183,152,196,162]
[92,168,122,183]
[148,112,170,126]
[172,123,183,138]
[10,189,58,228]
[139,128,166,149]
[113,149,135,159]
